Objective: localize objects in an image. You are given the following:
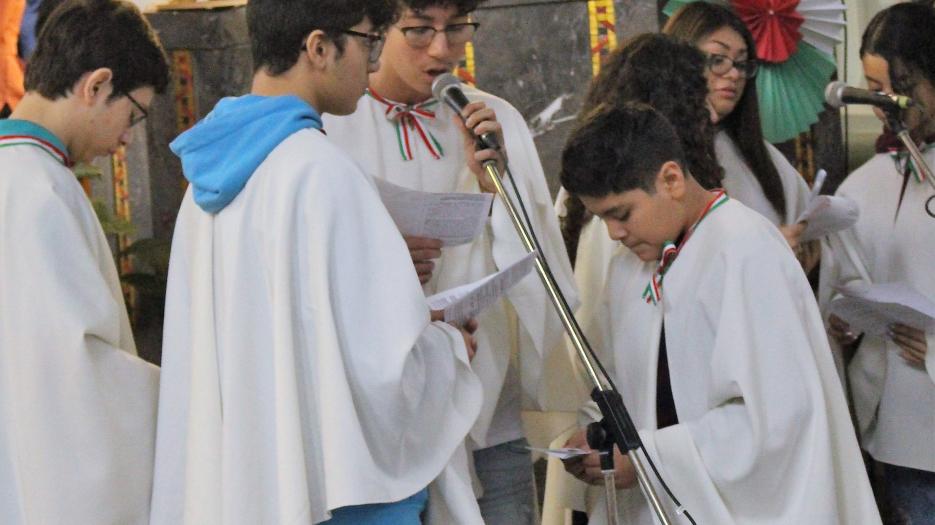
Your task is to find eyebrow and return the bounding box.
[596,204,628,218]
[708,39,748,56]
[403,11,469,24]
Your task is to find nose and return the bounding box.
[426,30,450,58]
[605,218,628,242]
[723,64,742,81]
[120,126,134,147]
[368,58,380,74]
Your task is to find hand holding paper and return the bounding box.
[427,252,536,324]
[830,282,935,337]
[796,170,859,242]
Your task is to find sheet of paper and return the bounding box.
[426,252,536,324]
[797,194,859,242]
[525,446,603,460]
[374,178,493,246]
[830,282,935,336]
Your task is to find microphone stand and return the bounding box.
[884,108,935,193]
[480,159,674,525]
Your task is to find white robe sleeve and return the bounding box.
[640,239,879,524]
[0,168,158,524]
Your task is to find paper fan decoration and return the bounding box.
[757,42,837,142]
[662,0,845,143]
[731,0,804,63]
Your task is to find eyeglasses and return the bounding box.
[398,22,479,48]
[705,53,758,79]
[302,29,386,64]
[125,92,148,127]
[340,29,385,64]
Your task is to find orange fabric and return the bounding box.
[0,0,25,111]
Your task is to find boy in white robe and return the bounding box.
[150,1,484,524]
[323,1,577,523]
[559,103,881,524]
[0,1,168,522]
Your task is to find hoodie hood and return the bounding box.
[171,95,323,213]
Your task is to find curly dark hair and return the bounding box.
[860,1,935,98]
[247,0,399,76]
[401,0,485,15]
[663,1,787,221]
[561,33,720,263]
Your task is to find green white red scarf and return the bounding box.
[0,132,70,166]
[367,88,444,161]
[887,142,933,184]
[643,190,729,305]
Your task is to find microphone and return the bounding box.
[431,73,500,150]
[825,81,913,110]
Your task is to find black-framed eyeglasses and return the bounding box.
[340,29,385,64]
[705,53,758,79]
[301,29,386,64]
[398,22,479,48]
[125,92,148,127]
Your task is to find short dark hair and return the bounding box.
[860,1,935,96]
[25,0,169,99]
[561,103,687,198]
[401,0,484,15]
[247,0,399,76]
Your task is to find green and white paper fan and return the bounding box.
[756,41,836,143]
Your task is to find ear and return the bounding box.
[656,160,687,200]
[76,68,114,106]
[303,30,334,70]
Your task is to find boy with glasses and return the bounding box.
[0,0,168,522]
[150,1,485,524]
[324,1,577,523]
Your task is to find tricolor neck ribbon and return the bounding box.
[642,190,729,305]
[0,122,72,167]
[367,88,444,161]
[888,142,933,184]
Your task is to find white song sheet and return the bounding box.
[374,177,493,246]
[831,282,935,336]
[796,170,859,242]
[427,252,537,324]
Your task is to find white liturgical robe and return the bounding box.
[0,132,159,523]
[324,86,579,447]
[583,199,880,524]
[150,129,483,524]
[820,148,935,473]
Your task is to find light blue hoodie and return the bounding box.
[171,95,323,213]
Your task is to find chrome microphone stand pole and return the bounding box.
[885,110,935,192]
[481,159,673,525]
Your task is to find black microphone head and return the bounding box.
[824,81,847,109]
[431,73,462,102]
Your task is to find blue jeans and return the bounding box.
[473,438,537,525]
[320,488,428,524]
[884,463,935,525]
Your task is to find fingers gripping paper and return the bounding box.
[427,252,537,324]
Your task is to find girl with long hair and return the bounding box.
[822,2,935,522]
